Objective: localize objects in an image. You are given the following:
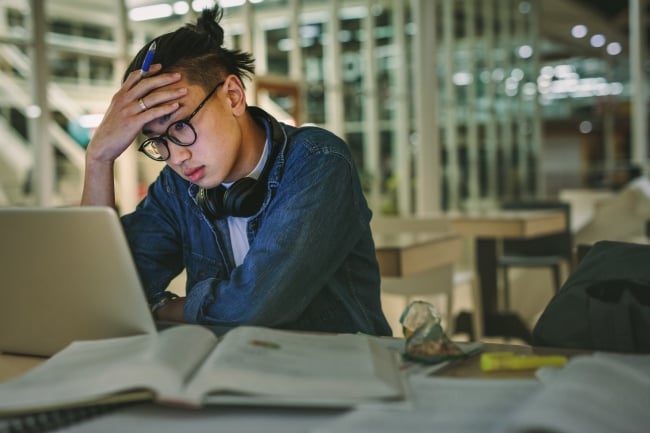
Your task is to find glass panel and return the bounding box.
[374,5,391,122]
[340,14,363,123]
[300,17,325,124]
[265,26,290,76]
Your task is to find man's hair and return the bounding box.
[124,5,255,90]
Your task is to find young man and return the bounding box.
[81,6,391,336]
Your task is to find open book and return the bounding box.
[0,325,408,415]
[501,352,650,433]
[313,352,650,433]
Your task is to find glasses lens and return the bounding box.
[167,121,197,146]
[141,139,168,161]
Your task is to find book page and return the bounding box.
[183,326,407,406]
[502,354,650,433]
[0,325,217,414]
[313,375,539,433]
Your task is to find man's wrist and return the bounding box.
[150,292,180,318]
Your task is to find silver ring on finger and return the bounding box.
[138,98,148,111]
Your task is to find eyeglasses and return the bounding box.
[138,81,225,161]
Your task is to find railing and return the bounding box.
[0,45,87,205]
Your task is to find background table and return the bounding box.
[447,209,568,341]
[373,230,469,335]
[374,232,462,277]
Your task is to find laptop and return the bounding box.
[0,206,157,357]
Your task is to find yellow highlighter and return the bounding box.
[481,352,568,372]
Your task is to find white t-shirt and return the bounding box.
[225,134,271,266]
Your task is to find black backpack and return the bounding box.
[532,240,650,353]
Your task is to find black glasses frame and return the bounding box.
[138,81,225,161]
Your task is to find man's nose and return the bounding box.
[167,143,192,165]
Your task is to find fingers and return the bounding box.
[123,65,186,116]
[123,64,181,99]
[123,63,164,88]
[134,87,187,121]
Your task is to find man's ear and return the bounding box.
[223,75,247,116]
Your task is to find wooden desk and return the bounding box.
[0,353,44,382]
[446,210,568,341]
[0,343,592,432]
[374,232,462,277]
[448,210,567,239]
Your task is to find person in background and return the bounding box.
[81,5,391,336]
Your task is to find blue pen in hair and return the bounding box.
[140,41,157,75]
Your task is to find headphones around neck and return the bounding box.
[196,107,282,219]
[197,177,263,219]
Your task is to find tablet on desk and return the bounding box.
[0,206,157,357]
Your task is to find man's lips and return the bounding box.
[184,166,205,182]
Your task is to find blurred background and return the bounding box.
[0,0,646,216]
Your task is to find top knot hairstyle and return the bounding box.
[124,5,255,90]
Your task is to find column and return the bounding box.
[442,0,458,210]
[483,0,499,205]
[325,0,344,137]
[392,0,412,215]
[29,0,54,206]
[411,0,439,214]
[630,0,647,172]
[465,0,480,208]
[363,0,381,210]
[114,0,139,214]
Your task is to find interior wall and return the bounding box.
[542,122,584,198]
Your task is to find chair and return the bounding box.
[497,201,573,311]
[371,216,483,340]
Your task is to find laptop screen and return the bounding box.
[0,206,157,356]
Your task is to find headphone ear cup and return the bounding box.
[197,178,263,219]
[197,186,227,219]
[223,177,262,217]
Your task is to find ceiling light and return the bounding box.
[511,68,525,81]
[522,82,537,96]
[571,24,588,39]
[579,121,592,134]
[607,42,622,56]
[540,66,555,78]
[192,0,217,11]
[214,0,245,7]
[452,71,473,86]
[492,68,505,81]
[590,34,606,48]
[517,45,533,59]
[173,1,190,15]
[129,4,173,21]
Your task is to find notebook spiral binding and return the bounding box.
[0,402,137,433]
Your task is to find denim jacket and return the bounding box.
[121,107,392,336]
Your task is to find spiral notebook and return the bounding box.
[0,206,157,357]
[0,401,137,433]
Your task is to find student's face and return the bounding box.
[142,77,245,189]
